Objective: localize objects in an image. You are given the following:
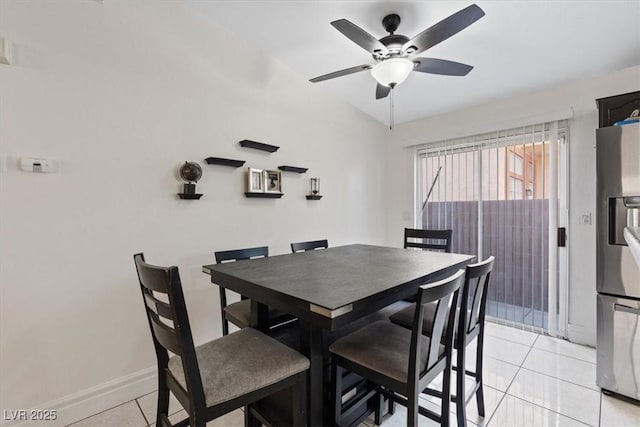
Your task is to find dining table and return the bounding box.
[202,243,475,426]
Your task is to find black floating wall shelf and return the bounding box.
[239,139,279,153]
[205,157,246,167]
[278,165,308,173]
[179,193,203,200]
[306,195,322,200]
[245,192,284,199]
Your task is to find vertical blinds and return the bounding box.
[417,121,566,332]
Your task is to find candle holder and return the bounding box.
[306,177,322,200]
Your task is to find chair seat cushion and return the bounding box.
[168,328,309,407]
[329,321,443,384]
[224,300,290,328]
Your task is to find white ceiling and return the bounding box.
[189,1,640,126]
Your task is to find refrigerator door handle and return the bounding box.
[614,303,640,315]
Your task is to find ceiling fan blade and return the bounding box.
[413,58,474,76]
[403,4,485,56]
[376,83,391,99]
[331,19,388,55]
[309,64,372,83]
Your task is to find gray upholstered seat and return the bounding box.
[223,300,289,329]
[329,320,443,384]
[168,328,309,407]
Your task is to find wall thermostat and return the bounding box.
[20,157,58,173]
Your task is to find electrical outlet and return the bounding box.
[579,212,592,225]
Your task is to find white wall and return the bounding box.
[386,66,640,346]
[0,0,387,422]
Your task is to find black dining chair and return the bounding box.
[389,256,495,426]
[214,246,293,335]
[133,253,309,427]
[290,239,328,253]
[404,228,453,253]
[330,269,464,427]
[402,229,453,306]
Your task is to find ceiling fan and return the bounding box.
[309,4,485,100]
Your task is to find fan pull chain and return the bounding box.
[389,88,394,130]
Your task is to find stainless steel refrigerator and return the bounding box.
[596,122,640,401]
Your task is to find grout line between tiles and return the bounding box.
[530,345,596,365]
[485,332,535,347]
[483,326,539,346]
[135,398,150,426]
[64,401,132,427]
[481,353,523,369]
[482,384,507,426]
[516,366,599,392]
[598,390,603,427]
[499,394,592,426]
[484,332,538,426]
[484,336,537,348]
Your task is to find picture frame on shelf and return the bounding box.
[247,168,264,192]
[264,170,282,193]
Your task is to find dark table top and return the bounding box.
[203,244,474,321]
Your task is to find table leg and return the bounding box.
[250,300,269,333]
[299,320,324,427]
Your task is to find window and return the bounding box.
[509,153,523,175]
[509,177,523,200]
[506,147,535,200]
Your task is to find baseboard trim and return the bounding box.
[3,367,157,427]
[567,323,596,347]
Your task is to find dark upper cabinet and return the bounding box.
[596,91,640,128]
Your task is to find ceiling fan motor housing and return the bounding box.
[382,14,401,34]
[378,34,409,56]
[378,14,409,58]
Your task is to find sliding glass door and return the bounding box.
[417,123,568,336]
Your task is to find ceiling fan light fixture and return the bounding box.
[370,57,413,87]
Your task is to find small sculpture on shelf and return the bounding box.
[306,177,322,200]
[178,161,203,200]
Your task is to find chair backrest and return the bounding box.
[404,228,453,253]
[214,246,269,314]
[215,246,269,263]
[458,256,495,340]
[410,269,464,381]
[133,253,206,412]
[290,239,328,253]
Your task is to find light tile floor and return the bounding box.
[68,322,640,426]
